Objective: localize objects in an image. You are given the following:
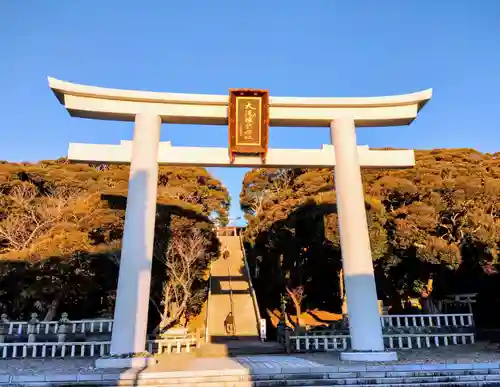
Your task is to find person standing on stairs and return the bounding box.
[224,312,235,335]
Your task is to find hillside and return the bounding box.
[0,159,229,331]
[240,149,500,330]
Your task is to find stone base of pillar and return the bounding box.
[95,356,158,369]
[340,351,398,362]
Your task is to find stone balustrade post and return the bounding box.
[0,313,9,343]
[27,313,39,343]
[57,312,70,343]
[284,328,291,354]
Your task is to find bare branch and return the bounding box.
[158,227,209,331]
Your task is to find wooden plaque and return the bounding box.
[228,89,269,163]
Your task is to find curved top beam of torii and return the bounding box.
[48,77,432,127]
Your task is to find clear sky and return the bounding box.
[1,1,499,224]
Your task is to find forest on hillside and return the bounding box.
[0,159,229,332]
[240,149,500,330]
[1,148,500,334]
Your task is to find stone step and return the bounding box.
[195,342,285,357]
[6,359,500,386]
[218,280,250,291]
[27,370,500,387]
[90,378,500,387]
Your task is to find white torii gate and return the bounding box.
[49,77,431,364]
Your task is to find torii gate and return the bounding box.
[49,77,431,365]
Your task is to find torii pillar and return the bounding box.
[331,117,387,360]
[110,113,161,356]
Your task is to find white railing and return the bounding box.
[385,333,475,349]
[289,332,475,352]
[0,341,111,359]
[443,293,476,313]
[0,337,199,359]
[3,319,113,335]
[146,337,198,354]
[282,312,475,353]
[292,335,350,352]
[301,313,473,337]
[381,313,474,328]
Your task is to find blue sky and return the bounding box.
[1,1,499,224]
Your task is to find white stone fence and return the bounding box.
[0,313,113,336]
[381,313,474,329]
[288,332,476,353]
[0,314,203,358]
[0,337,199,359]
[278,313,475,353]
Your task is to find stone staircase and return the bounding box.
[206,234,260,340]
[200,233,285,356]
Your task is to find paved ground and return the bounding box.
[300,343,500,366]
[0,342,499,379]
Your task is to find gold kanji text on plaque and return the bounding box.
[228,89,269,163]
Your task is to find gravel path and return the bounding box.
[0,358,98,376]
[299,342,500,366]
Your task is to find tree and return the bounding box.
[0,160,229,326]
[155,227,209,331]
[240,148,500,325]
[286,285,305,328]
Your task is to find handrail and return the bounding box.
[204,260,213,344]
[239,233,263,340]
[226,247,237,337]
